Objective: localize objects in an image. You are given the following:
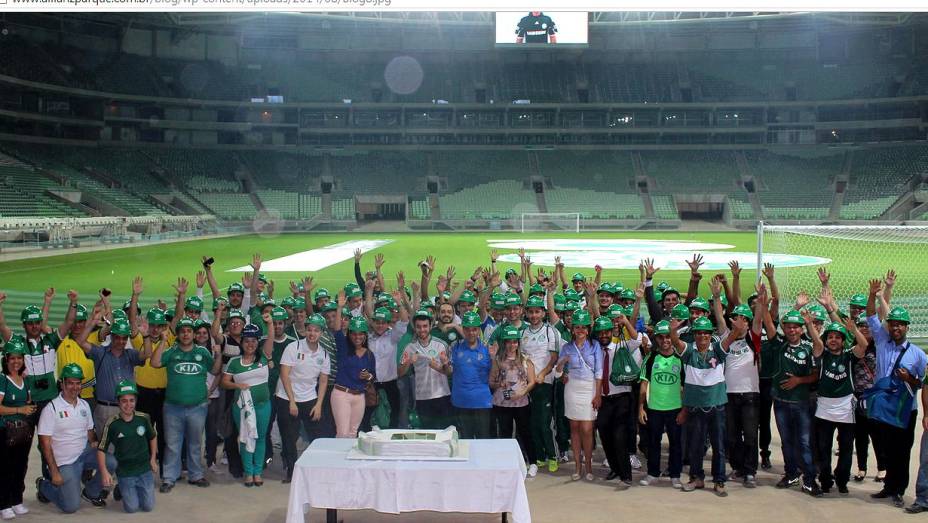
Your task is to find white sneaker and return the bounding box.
[1,508,15,520]
[220,455,229,466]
[639,475,659,486]
[629,454,642,470]
[209,463,225,475]
[602,458,610,468]
[527,464,538,477]
[671,477,683,489]
[10,506,27,516]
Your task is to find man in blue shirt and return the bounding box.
[867,279,927,507]
[445,311,493,439]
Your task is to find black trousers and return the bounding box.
[875,414,917,496]
[493,405,535,464]
[375,380,401,429]
[853,406,886,472]
[275,396,325,475]
[815,417,855,489]
[137,387,166,470]
[630,382,648,456]
[596,393,633,481]
[758,378,774,458]
[221,388,242,477]
[0,431,31,509]
[726,392,760,476]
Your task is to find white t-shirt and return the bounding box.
[403,337,451,401]
[521,323,560,385]
[369,321,408,383]
[605,335,644,395]
[37,395,93,467]
[275,339,330,403]
[724,333,760,394]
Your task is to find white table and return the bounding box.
[286,438,531,523]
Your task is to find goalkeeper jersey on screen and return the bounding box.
[516,12,557,44]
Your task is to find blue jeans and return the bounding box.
[647,408,682,479]
[39,446,115,514]
[685,405,727,484]
[916,428,928,507]
[163,402,208,484]
[773,399,816,485]
[119,471,155,513]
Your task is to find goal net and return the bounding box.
[758,223,928,338]
[520,213,581,233]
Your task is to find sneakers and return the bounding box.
[837,485,849,495]
[639,475,659,486]
[776,476,799,489]
[560,451,571,463]
[894,495,906,508]
[188,478,210,488]
[682,478,705,492]
[761,455,773,470]
[802,482,823,498]
[10,506,27,516]
[906,504,928,514]
[618,480,633,489]
[729,470,742,480]
[1,509,15,520]
[547,459,559,473]
[159,482,174,494]
[81,489,106,508]
[602,458,610,468]
[713,483,728,498]
[671,477,683,489]
[744,475,757,488]
[527,464,538,478]
[209,463,226,475]
[629,454,642,470]
[871,489,891,499]
[35,478,49,504]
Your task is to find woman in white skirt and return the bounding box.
[555,309,603,481]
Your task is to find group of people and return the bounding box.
[0,247,926,518]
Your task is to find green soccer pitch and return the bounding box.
[0,230,924,329]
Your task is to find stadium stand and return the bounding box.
[255,190,321,220]
[841,146,928,219]
[0,154,85,218]
[727,197,755,220]
[332,198,356,220]
[409,199,431,220]
[745,150,842,220]
[536,151,636,190]
[651,195,679,220]
[439,180,538,220]
[194,193,257,220]
[641,151,742,195]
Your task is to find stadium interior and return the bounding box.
[1,11,928,243]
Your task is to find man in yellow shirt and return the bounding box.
[56,305,96,406]
[134,308,174,471]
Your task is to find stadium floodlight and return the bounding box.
[521,213,581,233]
[758,222,928,338]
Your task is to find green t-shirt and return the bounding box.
[817,350,854,398]
[98,413,156,477]
[226,355,271,404]
[553,321,572,342]
[487,320,526,347]
[162,345,214,406]
[264,335,295,394]
[0,375,31,422]
[25,331,62,402]
[768,335,816,403]
[431,325,462,346]
[758,337,779,379]
[679,341,728,408]
[640,352,683,411]
[397,332,414,369]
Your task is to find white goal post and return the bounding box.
[520,213,581,233]
[757,222,928,338]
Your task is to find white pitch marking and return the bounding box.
[227,240,392,272]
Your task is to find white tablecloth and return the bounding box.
[286,438,531,523]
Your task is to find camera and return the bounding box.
[203,257,215,268]
[503,389,513,400]
[100,288,111,297]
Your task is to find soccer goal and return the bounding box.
[520,213,581,233]
[758,222,928,338]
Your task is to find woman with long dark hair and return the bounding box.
[0,336,36,519]
[331,316,376,438]
[490,325,537,475]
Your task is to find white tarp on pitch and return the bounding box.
[228,240,392,272]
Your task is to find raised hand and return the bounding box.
[132,276,144,296]
[302,276,314,293]
[868,278,882,295]
[262,312,272,325]
[201,255,213,269]
[289,281,300,295]
[67,289,78,303]
[594,264,603,275]
[488,270,501,288]
[728,260,741,276]
[884,269,897,288]
[686,254,704,274]
[374,253,385,270]
[354,249,362,263]
[173,277,189,296]
[517,247,526,261]
[554,255,563,269]
[0,292,6,305]
[763,263,775,280]
[336,289,347,307]
[410,281,421,297]
[446,266,456,283]
[44,287,55,303]
[488,344,498,358]
[396,271,406,290]
[794,291,810,309]
[364,278,375,292]
[438,351,449,365]
[196,270,206,289]
[490,249,499,263]
[670,318,683,331]
[251,253,262,272]
[817,267,830,286]
[642,258,659,280]
[709,275,722,297]
[799,308,813,323]
[242,272,252,286]
[635,282,645,300]
[268,280,275,296]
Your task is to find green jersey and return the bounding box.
[487,320,526,347]
[817,350,854,399]
[640,352,684,411]
[679,341,728,408]
[431,325,462,346]
[0,375,32,422]
[24,331,62,402]
[264,335,296,394]
[98,413,156,477]
[226,355,271,404]
[162,345,214,406]
[553,321,572,342]
[758,337,779,379]
[768,335,816,403]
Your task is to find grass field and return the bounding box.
[0,230,925,335]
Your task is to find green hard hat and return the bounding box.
[691,316,714,332]
[212,297,228,311]
[887,307,911,324]
[271,306,289,321]
[347,288,363,299]
[662,287,681,300]
[807,305,828,322]
[822,322,848,340]
[227,282,245,295]
[175,317,195,330]
[529,283,545,295]
[565,301,580,312]
[60,363,84,380]
[623,305,635,317]
[461,311,482,328]
[781,310,805,325]
[525,295,545,309]
[257,292,270,303]
[458,290,477,304]
[314,288,330,301]
[184,296,204,312]
[731,304,754,321]
[612,282,624,294]
[689,297,710,312]
[341,306,351,317]
[112,309,128,321]
[193,319,210,329]
[115,380,138,397]
[849,294,867,308]
[606,304,625,319]
[597,283,613,294]
[3,335,27,355]
[20,305,42,324]
[593,316,614,333]
[281,296,296,308]
[499,325,522,341]
[344,282,360,293]
[147,308,167,326]
[504,293,522,307]
[74,304,88,322]
[413,309,433,321]
[656,281,670,293]
[670,304,690,320]
[373,307,393,322]
[571,272,586,282]
[619,288,636,301]
[257,273,269,284]
[564,289,581,302]
[348,316,369,333]
[293,297,306,310]
[110,320,131,337]
[653,320,671,336]
[856,315,869,326]
[505,268,518,277]
[306,314,327,329]
[320,302,338,313]
[571,309,592,326]
[490,293,507,310]
[553,294,567,311]
[227,308,246,321]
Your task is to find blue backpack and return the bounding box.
[861,343,916,429]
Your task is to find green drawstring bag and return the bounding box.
[370,390,391,428]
